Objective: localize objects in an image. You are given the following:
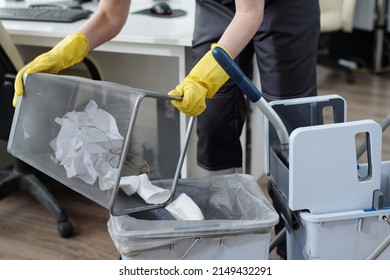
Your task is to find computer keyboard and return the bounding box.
[0,7,92,23]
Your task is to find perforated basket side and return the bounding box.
[9,73,146,208]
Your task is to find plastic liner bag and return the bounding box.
[107,174,279,256]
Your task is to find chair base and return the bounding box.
[318,54,356,83]
[0,161,74,238]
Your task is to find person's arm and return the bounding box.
[168,0,264,116]
[12,0,131,107]
[78,0,131,50]
[219,0,264,58]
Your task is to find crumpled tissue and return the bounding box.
[120,173,171,204]
[50,100,123,191]
[165,193,204,220]
[119,175,140,196]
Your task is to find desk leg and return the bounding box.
[374,0,386,72]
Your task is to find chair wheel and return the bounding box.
[58,221,74,238]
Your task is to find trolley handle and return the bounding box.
[212,46,290,161]
[211,47,261,103]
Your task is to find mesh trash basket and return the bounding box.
[8,73,192,215]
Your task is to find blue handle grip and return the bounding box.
[212,47,261,103]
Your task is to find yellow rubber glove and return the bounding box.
[13,33,89,107]
[168,43,232,116]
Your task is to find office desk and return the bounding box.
[0,0,194,81]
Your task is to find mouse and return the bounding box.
[150,2,172,16]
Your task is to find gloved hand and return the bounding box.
[168,43,231,116]
[13,32,89,107]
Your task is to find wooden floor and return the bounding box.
[0,179,119,260]
[1,66,390,260]
[317,66,390,161]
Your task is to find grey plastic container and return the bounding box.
[108,174,279,260]
[287,161,390,260]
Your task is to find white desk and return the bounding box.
[1,0,194,82]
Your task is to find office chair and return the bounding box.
[318,0,357,83]
[0,21,103,237]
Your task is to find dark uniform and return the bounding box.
[192,0,320,258]
[193,0,320,170]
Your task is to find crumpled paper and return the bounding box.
[120,175,140,196]
[120,174,171,204]
[50,100,123,190]
[165,193,204,220]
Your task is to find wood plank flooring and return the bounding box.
[317,66,390,161]
[0,179,119,259]
[0,66,389,260]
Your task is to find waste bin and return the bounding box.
[108,174,279,260]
